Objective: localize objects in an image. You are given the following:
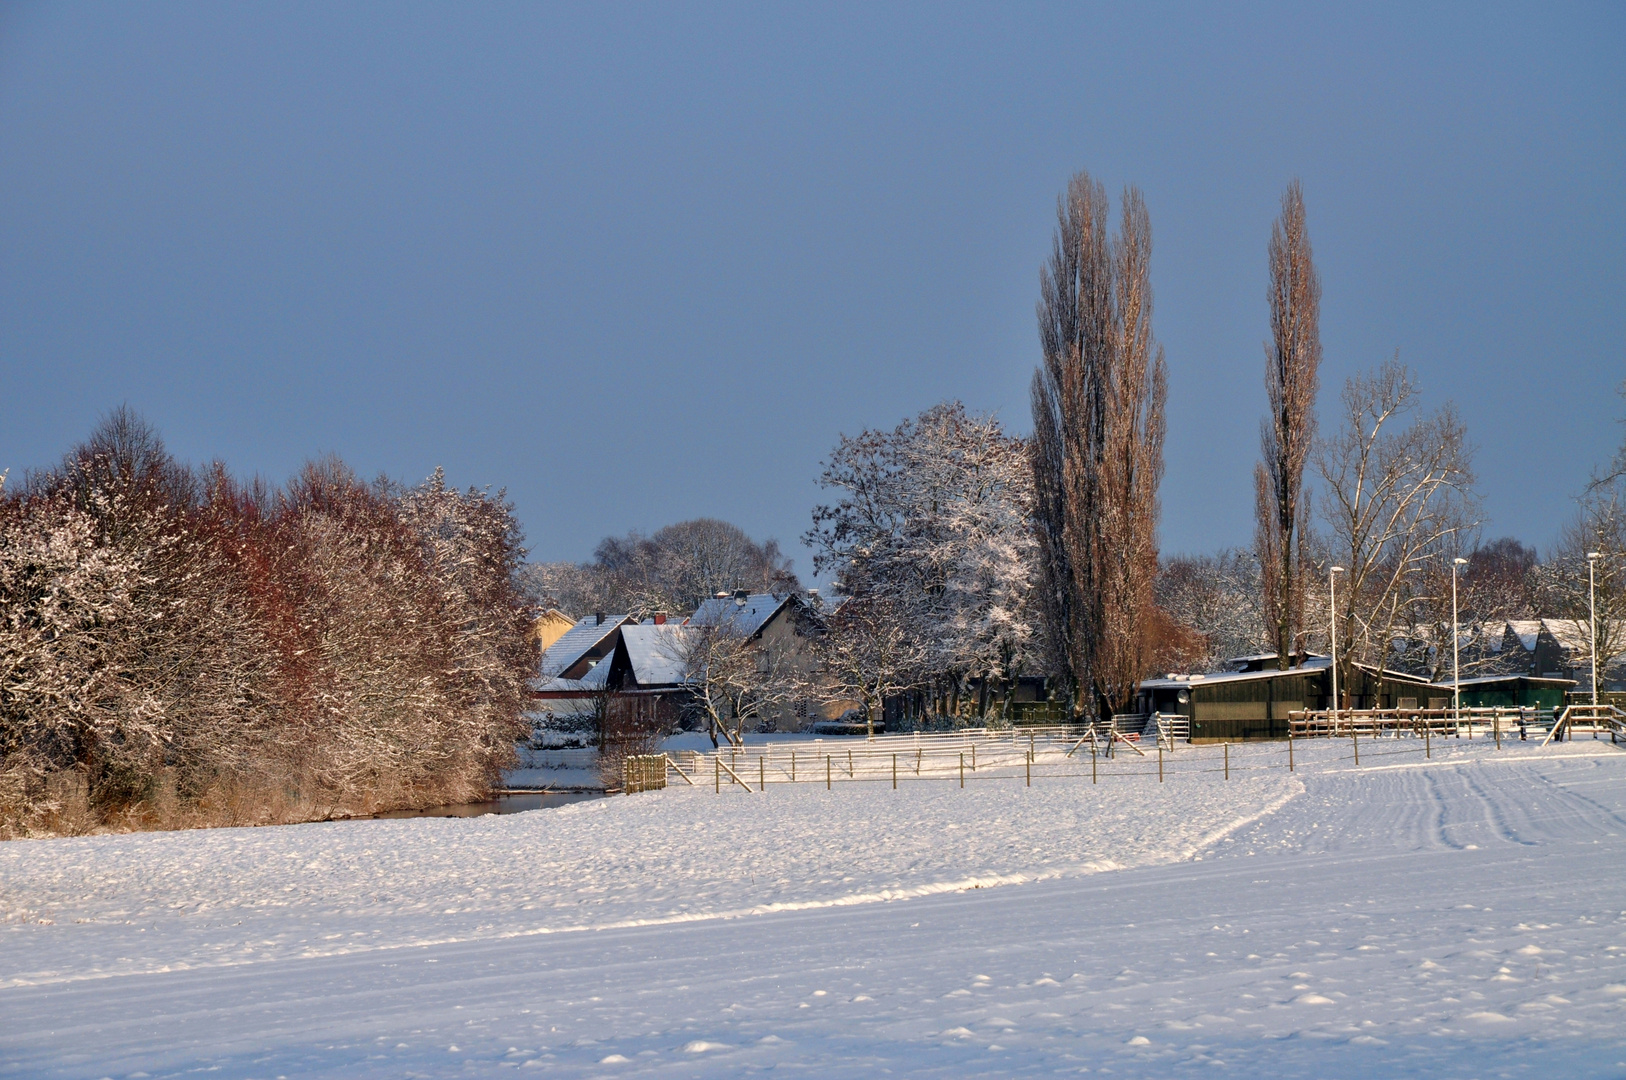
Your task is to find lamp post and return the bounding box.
[1452,556,1468,725]
[1588,552,1602,709]
[1329,566,1345,721]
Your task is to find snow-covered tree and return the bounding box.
[806,401,1036,716]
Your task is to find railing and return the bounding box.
[1543,703,1626,747]
[1289,706,1554,742]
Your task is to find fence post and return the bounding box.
[971,744,977,772]
[791,749,796,782]
[826,754,831,791]
[959,752,965,788]
[1091,741,1097,784]
[1224,742,1229,780]
[760,756,765,791]
[1494,709,1501,750]
[715,757,720,793]
[1288,730,1294,772]
[1425,722,1431,759]
[1158,744,1163,783]
[1352,729,1359,767]
[893,753,897,790]
[848,748,854,777]
[1026,753,1031,787]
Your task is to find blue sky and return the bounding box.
[1,3,1621,581]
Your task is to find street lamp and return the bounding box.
[1329,566,1346,720]
[1588,552,1602,709]
[1452,556,1468,725]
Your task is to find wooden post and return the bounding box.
[893,753,897,790]
[971,744,977,771]
[759,756,765,791]
[1425,722,1431,759]
[848,747,853,778]
[826,754,831,790]
[1026,753,1031,787]
[1494,708,1501,749]
[1158,744,1163,782]
[1091,741,1097,784]
[959,752,965,788]
[1224,742,1229,780]
[791,749,796,782]
[715,757,720,793]
[1288,731,1294,772]
[1352,729,1359,766]
[916,746,922,775]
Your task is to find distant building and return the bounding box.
[1479,619,1626,692]
[528,608,576,652]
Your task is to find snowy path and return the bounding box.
[4,741,1626,1077]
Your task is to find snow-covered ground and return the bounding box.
[4,739,1626,1077]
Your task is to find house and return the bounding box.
[1139,659,1439,742]
[689,590,841,729]
[528,608,576,651]
[534,612,633,685]
[1481,619,1626,692]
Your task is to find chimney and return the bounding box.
[595,611,604,625]
[653,612,667,625]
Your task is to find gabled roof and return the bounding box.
[536,614,631,680]
[1504,620,1542,653]
[687,593,792,639]
[617,624,695,687]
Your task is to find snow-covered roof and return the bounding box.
[1505,620,1542,653]
[1142,656,1332,690]
[532,676,597,694]
[1449,674,1577,688]
[619,624,695,687]
[687,593,791,639]
[537,614,630,680]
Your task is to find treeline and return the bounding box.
[523,518,800,619]
[0,410,535,837]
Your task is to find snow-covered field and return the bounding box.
[4,738,1626,1077]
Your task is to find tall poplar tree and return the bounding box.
[1255,180,1322,670]
[1031,170,1167,717]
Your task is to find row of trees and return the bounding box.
[806,170,1622,723]
[0,410,535,836]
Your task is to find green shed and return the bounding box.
[1452,674,1573,710]
[1140,661,1439,742]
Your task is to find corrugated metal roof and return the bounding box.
[537,614,630,679]
[687,593,790,639]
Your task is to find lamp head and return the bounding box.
[1329,566,1345,574]
[1453,557,1468,566]
[1588,552,1602,560]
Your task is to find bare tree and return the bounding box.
[1317,358,1478,697]
[1254,180,1322,669]
[1588,380,1626,493]
[1030,171,1167,717]
[1155,550,1268,672]
[667,617,805,747]
[815,594,929,737]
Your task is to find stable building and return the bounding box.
[1139,659,1438,742]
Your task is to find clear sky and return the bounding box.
[2,3,1621,582]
